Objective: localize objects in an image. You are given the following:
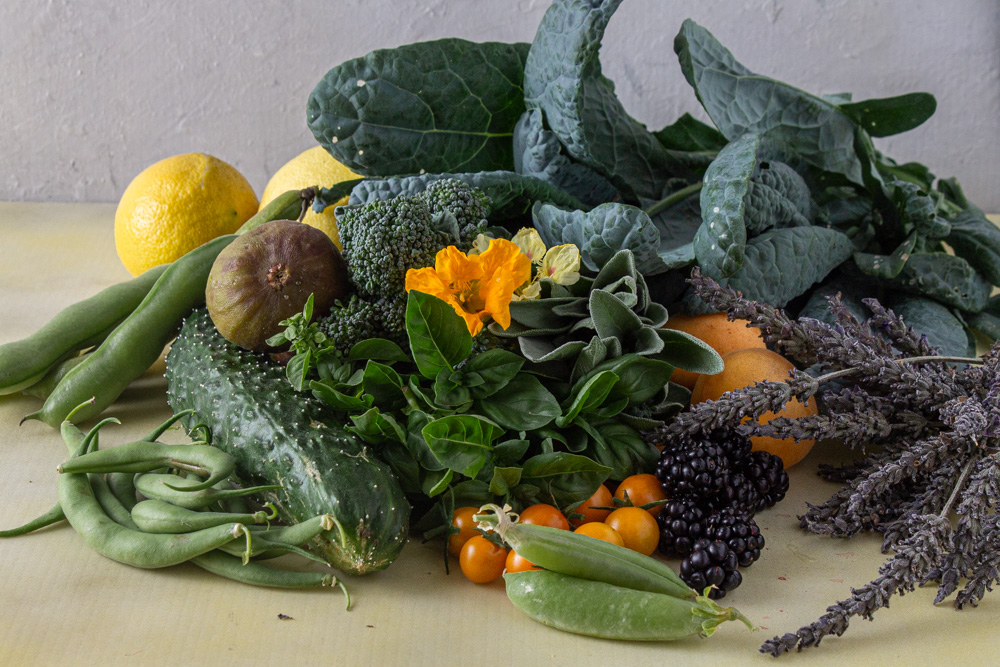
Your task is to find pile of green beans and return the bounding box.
[475,504,753,641]
[2,188,312,426]
[1,404,350,605]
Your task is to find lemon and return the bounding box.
[259,146,360,249]
[115,153,259,276]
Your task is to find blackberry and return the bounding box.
[708,469,762,514]
[655,440,730,500]
[745,450,790,511]
[679,538,742,599]
[656,499,706,557]
[704,508,765,568]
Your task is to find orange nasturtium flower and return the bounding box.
[405,239,532,336]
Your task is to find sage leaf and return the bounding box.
[308,39,530,175]
[523,0,693,202]
[405,291,473,379]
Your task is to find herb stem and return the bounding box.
[814,354,984,385]
[938,455,978,519]
[643,182,703,218]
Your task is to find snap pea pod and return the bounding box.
[25,235,236,427]
[505,570,753,641]
[57,440,235,492]
[130,499,276,534]
[476,504,694,599]
[134,472,282,510]
[0,264,168,395]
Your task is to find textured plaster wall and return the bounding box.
[2,0,998,209]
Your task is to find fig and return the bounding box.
[206,219,350,350]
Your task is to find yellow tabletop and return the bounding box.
[0,202,997,666]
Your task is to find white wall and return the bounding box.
[2,0,998,210]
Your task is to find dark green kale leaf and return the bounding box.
[522,0,694,203]
[653,112,728,152]
[837,92,937,138]
[308,39,530,176]
[946,208,1000,286]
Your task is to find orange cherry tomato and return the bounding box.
[604,507,660,556]
[614,474,669,517]
[573,521,625,547]
[568,484,613,526]
[448,506,481,557]
[519,503,570,531]
[505,549,540,574]
[459,535,508,584]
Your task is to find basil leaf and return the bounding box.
[348,338,411,364]
[475,373,561,431]
[308,39,530,175]
[432,369,472,408]
[421,415,504,478]
[492,438,532,466]
[348,408,406,445]
[404,410,445,472]
[520,452,612,509]
[489,467,523,496]
[285,349,312,392]
[523,0,693,202]
[362,360,404,406]
[405,291,473,379]
[461,349,525,399]
[422,469,454,498]
[308,379,374,412]
[557,370,619,427]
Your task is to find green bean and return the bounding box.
[57,440,235,492]
[131,499,276,534]
[58,419,252,568]
[90,473,139,530]
[211,479,251,514]
[141,409,196,443]
[217,533,329,566]
[190,551,351,606]
[107,472,138,512]
[505,570,752,641]
[134,472,281,510]
[0,265,168,396]
[21,352,92,400]
[236,188,315,234]
[476,504,694,599]
[0,502,66,537]
[24,235,235,427]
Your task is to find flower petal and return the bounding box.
[542,244,582,285]
[405,266,451,299]
[481,238,532,287]
[436,245,484,287]
[511,228,547,265]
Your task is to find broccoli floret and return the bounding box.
[318,292,409,352]
[318,179,494,349]
[422,178,491,248]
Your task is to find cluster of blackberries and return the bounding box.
[654,430,788,598]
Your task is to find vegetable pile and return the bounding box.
[2,0,998,654]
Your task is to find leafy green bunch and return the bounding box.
[305,0,998,357]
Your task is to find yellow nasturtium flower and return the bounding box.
[511,228,547,265]
[405,239,531,336]
[541,244,582,286]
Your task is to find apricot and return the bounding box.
[691,348,816,468]
[663,313,766,389]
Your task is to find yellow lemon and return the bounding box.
[115,153,258,276]
[259,146,360,249]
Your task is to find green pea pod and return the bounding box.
[476,505,694,599]
[0,265,167,395]
[505,570,753,641]
[24,235,235,427]
[56,440,235,492]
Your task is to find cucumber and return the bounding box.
[165,308,410,575]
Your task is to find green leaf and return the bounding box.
[348,408,406,445]
[653,112,727,151]
[523,0,693,202]
[588,289,644,346]
[421,415,504,478]
[838,93,937,138]
[362,360,404,406]
[946,209,1000,286]
[432,369,473,408]
[308,39,530,176]
[519,452,612,509]
[854,233,917,280]
[533,202,666,275]
[461,349,525,399]
[654,328,724,375]
[348,170,587,221]
[492,438,531,466]
[285,349,312,392]
[601,356,676,406]
[422,469,454,498]
[885,253,991,313]
[888,295,974,357]
[513,108,618,207]
[489,467,523,496]
[406,291,473,379]
[967,295,1000,339]
[475,373,561,431]
[404,410,445,472]
[675,19,865,185]
[348,338,411,364]
[557,370,619,427]
[582,419,660,481]
[309,379,374,412]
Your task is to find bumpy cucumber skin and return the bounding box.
[165,309,410,575]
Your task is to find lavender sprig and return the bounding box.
[650,270,998,655]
